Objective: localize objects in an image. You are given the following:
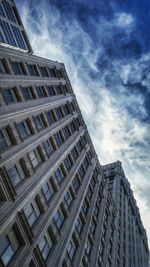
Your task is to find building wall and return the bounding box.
[102,161,149,267]
[0,0,32,52]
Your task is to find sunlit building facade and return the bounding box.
[0,1,149,267]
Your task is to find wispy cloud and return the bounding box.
[16,0,150,246]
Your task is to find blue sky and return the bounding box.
[16,0,150,246]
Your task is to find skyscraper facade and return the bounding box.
[102,161,149,267]
[0,1,149,267]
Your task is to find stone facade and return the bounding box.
[0,1,149,267]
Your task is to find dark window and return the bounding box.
[28,148,42,168]
[36,86,46,98]
[24,202,40,227]
[63,104,70,116]
[17,120,31,140]
[0,59,7,74]
[54,167,65,184]
[55,106,64,120]
[2,88,18,104]
[0,128,12,152]
[7,163,25,187]
[1,1,16,22]
[67,239,76,260]
[75,217,83,234]
[63,125,71,139]
[11,62,26,75]
[63,84,69,93]
[87,186,92,199]
[64,191,73,207]
[11,25,26,49]
[83,157,89,169]
[0,19,17,46]
[85,239,92,256]
[82,200,88,214]
[90,220,96,234]
[71,147,78,161]
[49,68,57,78]
[53,209,64,229]
[55,85,63,95]
[42,182,54,202]
[0,228,20,266]
[64,155,73,172]
[33,114,45,131]
[0,3,5,17]
[47,86,56,96]
[78,165,85,179]
[77,140,83,153]
[21,87,35,101]
[43,138,55,157]
[46,110,56,125]
[72,176,80,192]
[27,64,38,76]
[54,131,64,147]
[39,66,48,77]
[70,121,76,133]
[38,236,53,261]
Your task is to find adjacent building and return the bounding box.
[0,0,149,267]
[102,161,149,267]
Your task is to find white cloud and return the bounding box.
[115,12,134,28]
[16,0,150,247]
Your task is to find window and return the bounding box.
[54,167,65,184]
[71,147,78,161]
[0,59,7,74]
[42,182,54,202]
[83,157,89,170]
[36,86,46,98]
[63,104,71,116]
[46,110,56,125]
[1,1,16,22]
[38,235,53,261]
[17,120,31,140]
[39,66,48,77]
[7,162,25,187]
[64,190,73,207]
[0,20,17,46]
[11,61,26,75]
[72,176,80,192]
[67,239,76,260]
[28,148,42,168]
[47,86,56,96]
[90,220,96,234]
[78,165,85,179]
[0,228,20,266]
[53,209,64,229]
[63,125,71,139]
[63,84,69,93]
[55,106,64,120]
[33,114,45,131]
[0,128,12,152]
[82,200,88,214]
[24,202,40,227]
[43,138,55,157]
[2,88,18,104]
[27,64,38,76]
[64,155,73,172]
[49,68,56,78]
[54,131,64,147]
[77,140,83,153]
[11,25,26,49]
[87,186,92,200]
[55,85,63,95]
[21,87,35,101]
[75,217,83,234]
[85,239,92,256]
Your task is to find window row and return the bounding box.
[0,0,22,25]
[0,58,66,79]
[0,102,78,154]
[0,84,71,105]
[0,18,27,50]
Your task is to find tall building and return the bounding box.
[0,1,149,267]
[102,161,149,267]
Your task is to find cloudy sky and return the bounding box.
[16,0,150,247]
